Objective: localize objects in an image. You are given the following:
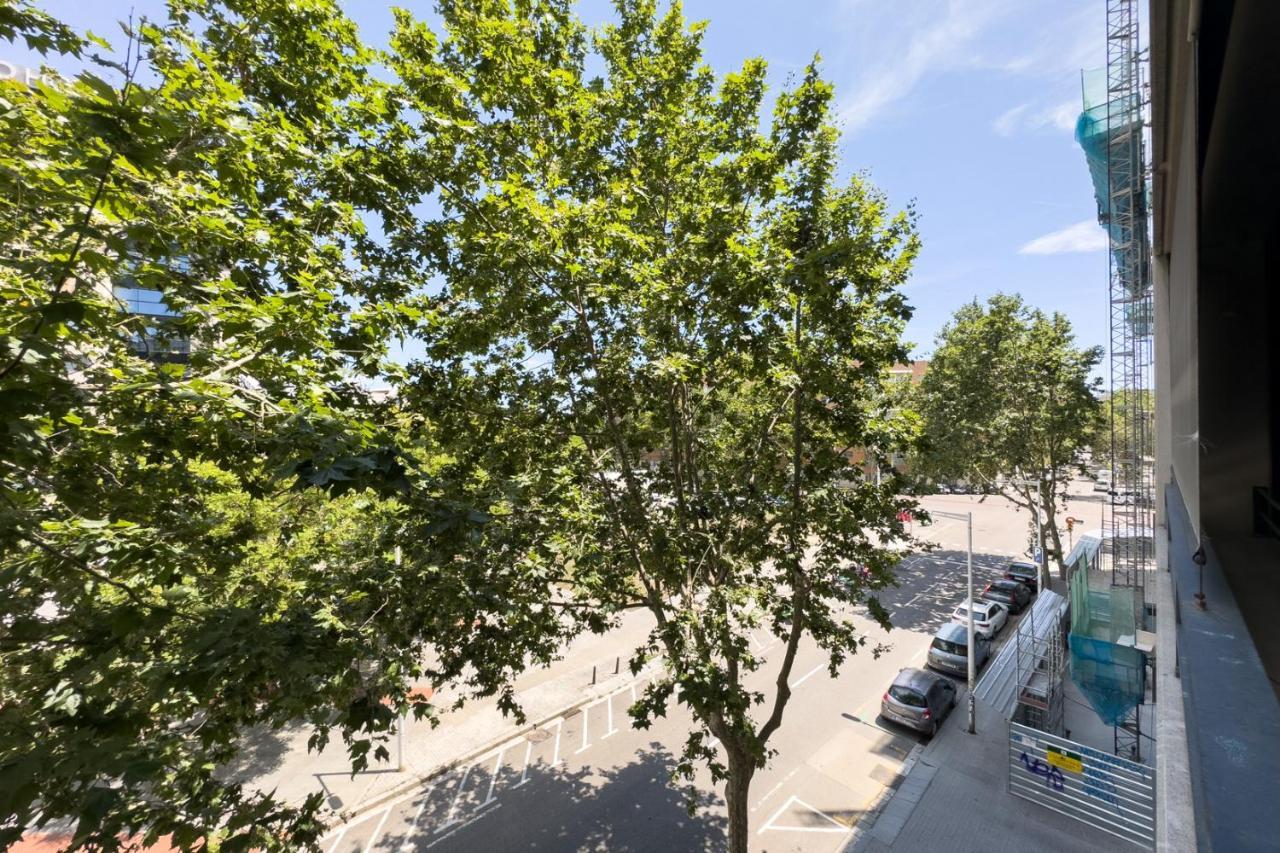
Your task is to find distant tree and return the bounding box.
[1091,389,1154,476]
[387,2,921,849]
[0,2,569,848]
[916,294,1103,585]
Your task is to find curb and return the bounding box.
[322,663,659,833]
[842,740,925,853]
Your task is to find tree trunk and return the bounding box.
[1045,504,1067,581]
[725,748,755,853]
[1039,483,1067,582]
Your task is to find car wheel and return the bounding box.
[927,720,938,739]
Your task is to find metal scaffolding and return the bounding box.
[1013,597,1066,736]
[1102,0,1154,602]
[1072,0,1155,762]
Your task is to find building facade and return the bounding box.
[1148,2,1280,850]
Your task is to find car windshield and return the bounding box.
[888,685,926,707]
[931,638,965,655]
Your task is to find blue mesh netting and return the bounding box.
[1069,567,1146,726]
[1075,68,1152,335]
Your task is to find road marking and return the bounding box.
[575,706,590,754]
[437,764,473,832]
[602,692,617,738]
[421,801,501,850]
[362,807,391,853]
[324,824,349,853]
[790,663,825,689]
[399,789,434,851]
[551,717,564,765]
[513,740,534,788]
[759,795,851,835]
[482,749,504,805]
[751,765,802,813]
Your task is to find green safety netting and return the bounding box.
[1069,568,1146,726]
[1075,68,1152,336]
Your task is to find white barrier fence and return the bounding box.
[1007,722,1156,849]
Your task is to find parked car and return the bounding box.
[951,600,1008,639]
[881,667,958,737]
[981,578,1032,614]
[936,483,953,494]
[1003,560,1040,595]
[927,622,991,677]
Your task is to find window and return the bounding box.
[932,638,965,655]
[888,686,926,707]
[114,286,177,318]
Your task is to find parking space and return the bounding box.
[323,492,1069,853]
[324,671,676,853]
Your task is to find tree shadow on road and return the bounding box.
[370,741,727,853]
[873,549,1014,636]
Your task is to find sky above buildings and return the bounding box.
[8,0,1114,360]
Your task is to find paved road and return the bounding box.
[322,496,1051,853]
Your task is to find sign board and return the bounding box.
[1008,722,1156,849]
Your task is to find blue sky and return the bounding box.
[5,0,1112,360]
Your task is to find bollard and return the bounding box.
[591,665,597,685]
[615,656,621,675]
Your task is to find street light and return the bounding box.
[929,508,976,734]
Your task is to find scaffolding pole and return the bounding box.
[1102,0,1153,604]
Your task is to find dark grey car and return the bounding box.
[982,578,1032,613]
[926,622,991,677]
[880,667,958,737]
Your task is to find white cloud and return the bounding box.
[836,0,1013,132]
[1019,220,1108,255]
[993,98,1079,136]
[831,0,1100,135]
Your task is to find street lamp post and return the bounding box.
[929,509,976,733]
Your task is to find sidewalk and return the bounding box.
[225,610,658,824]
[847,697,1126,853]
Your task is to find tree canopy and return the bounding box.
[384,2,921,848]
[1,1,569,848]
[1,1,922,850]
[916,293,1103,582]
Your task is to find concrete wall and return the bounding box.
[1158,30,1201,542]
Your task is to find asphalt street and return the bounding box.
[320,493,1088,853]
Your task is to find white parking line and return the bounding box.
[575,706,591,754]
[551,717,564,765]
[362,807,391,853]
[482,749,504,805]
[790,663,825,689]
[513,740,533,788]
[602,692,617,738]
[324,824,349,853]
[437,765,473,832]
[399,789,434,852]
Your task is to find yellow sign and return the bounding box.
[1046,745,1083,774]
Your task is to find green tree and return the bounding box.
[0,2,569,848]
[1093,389,1154,477]
[916,294,1103,585]
[386,2,921,848]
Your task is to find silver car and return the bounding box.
[880,667,958,737]
[927,622,991,677]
